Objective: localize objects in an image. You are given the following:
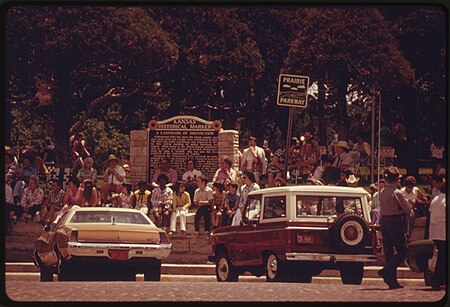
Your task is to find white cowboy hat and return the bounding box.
[335,141,350,150]
[346,174,360,184]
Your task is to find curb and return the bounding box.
[6,262,424,279]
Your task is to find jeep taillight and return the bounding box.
[69,229,78,242]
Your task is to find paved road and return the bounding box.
[4,275,446,303]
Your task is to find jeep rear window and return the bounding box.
[296,196,363,217]
[263,196,287,219]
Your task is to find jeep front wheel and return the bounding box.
[215,252,238,282]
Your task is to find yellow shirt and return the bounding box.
[133,190,151,209]
[173,191,191,210]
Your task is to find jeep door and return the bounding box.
[230,194,261,266]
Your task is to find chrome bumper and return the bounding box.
[67,242,172,260]
[286,252,378,263]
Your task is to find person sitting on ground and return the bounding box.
[222,182,240,226]
[133,181,151,215]
[169,180,191,236]
[193,176,214,238]
[151,174,173,230]
[213,155,237,185]
[79,179,99,207]
[211,182,226,229]
[101,154,125,204]
[76,156,98,184]
[313,155,333,184]
[18,175,44,222]
[152,157,178,187]
[40,180,65,227]
[182,158,202,201]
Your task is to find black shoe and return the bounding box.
[377,269,390,284]
[388,283,404,290]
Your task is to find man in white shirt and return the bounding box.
[428,183,446,290]
[101,154,126,204]
[332,141,353,172]
[240,136,266,181]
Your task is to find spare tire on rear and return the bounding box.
[329,213,370,251]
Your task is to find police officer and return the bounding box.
[377,166,412,289]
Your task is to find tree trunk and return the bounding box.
[53,67,72,168]
[336,80,349,140]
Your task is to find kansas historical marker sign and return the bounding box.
[277,74,310,108]
[148,116,221,182]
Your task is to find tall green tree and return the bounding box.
[284,8,415,140]
[6,6,178,166]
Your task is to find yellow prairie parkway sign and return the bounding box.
[277,74,310,108]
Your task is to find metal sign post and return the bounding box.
[277,74,310,180]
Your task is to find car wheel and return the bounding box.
[340,262,364,285]
[57,258,80,281]
[144,263,161,281]
[330,213,369,251]
[40,266,53,282]
[215,252,238,282]
[265,253,286,282]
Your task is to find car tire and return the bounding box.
[339,262,364,285]
[39,266,53,282]
[264,253,286,282]
[330,213,370,251]
[57,258,80,281]
[215,252,239,282]
[144,263,161,281]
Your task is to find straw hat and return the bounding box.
[335,141,349,150]
[107,154,119,162]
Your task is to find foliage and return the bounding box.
[284,8,415,138]
[81,117,130,172]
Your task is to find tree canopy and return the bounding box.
[5,5,446,172]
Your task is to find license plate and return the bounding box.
[109,250,129,260]
[297,234,314,244]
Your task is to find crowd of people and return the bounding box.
[4,129,446,290]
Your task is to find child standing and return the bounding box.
[222,182,240,226]
[211,182,226,229]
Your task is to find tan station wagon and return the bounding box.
[209,186,380,284]
[33,206,172,281]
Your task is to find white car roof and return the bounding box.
[68,206,142,213]
[249,185,369,196]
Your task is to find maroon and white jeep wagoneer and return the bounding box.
[209,186,380,284]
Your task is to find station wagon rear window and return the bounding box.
[296,195,363,217]
[69,211,151,225]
